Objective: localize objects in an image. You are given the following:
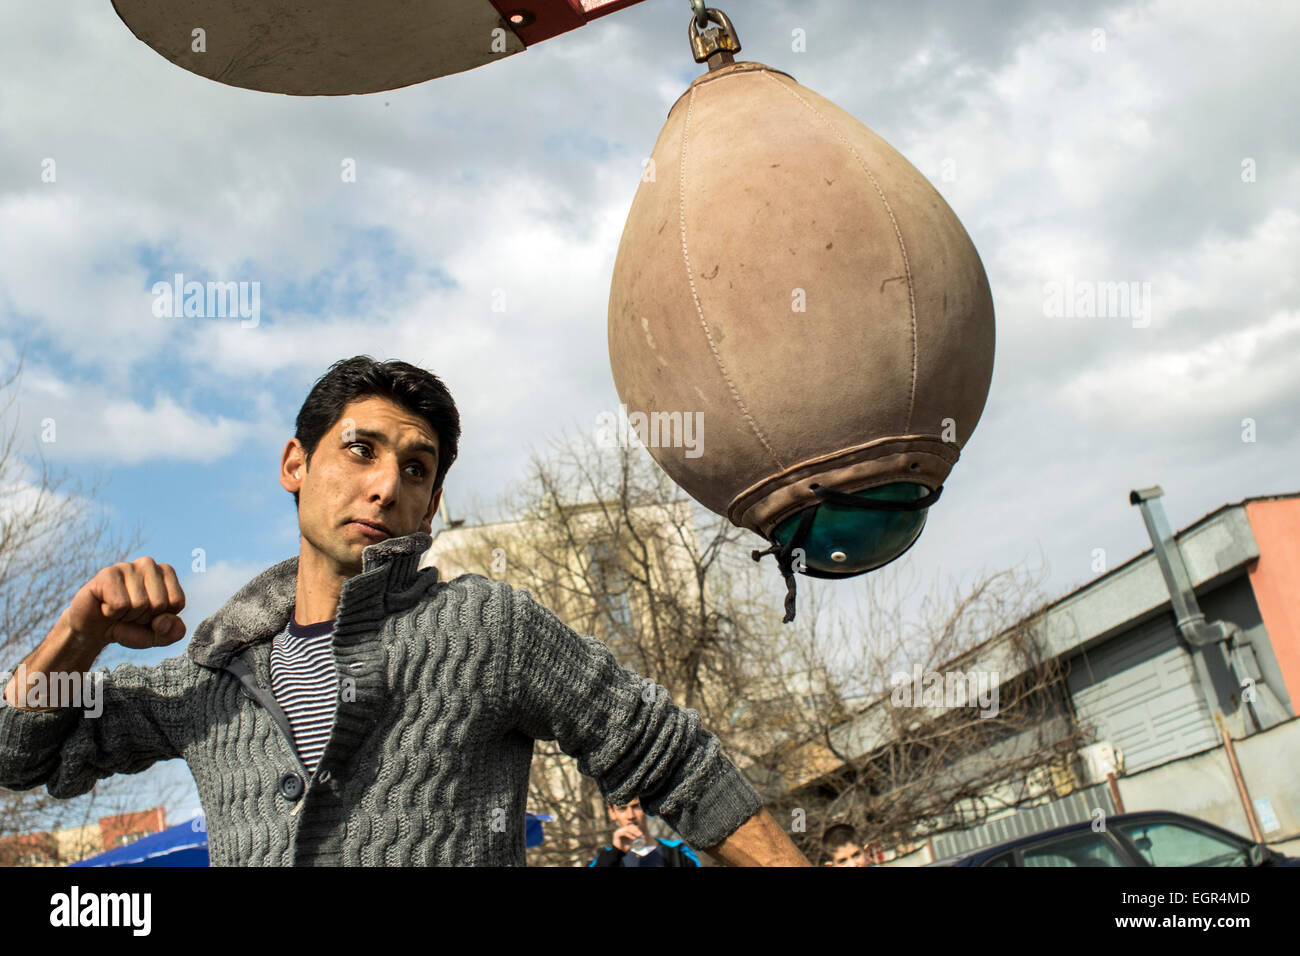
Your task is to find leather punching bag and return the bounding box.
[607,8,995,621]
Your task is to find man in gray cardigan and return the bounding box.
[0,356,809,867]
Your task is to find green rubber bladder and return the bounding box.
[771,482,930,575]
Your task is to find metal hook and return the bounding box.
[689,0,708,29]
[687,6,741,68]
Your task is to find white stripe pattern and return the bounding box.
[270,623,338,777]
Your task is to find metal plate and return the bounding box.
[111,0,526,96]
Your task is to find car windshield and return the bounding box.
[1018,831,1128,867]
[1114,821,1250,866]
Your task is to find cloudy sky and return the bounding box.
[1,0,1296,820]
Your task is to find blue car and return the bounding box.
[925,810,1299,867]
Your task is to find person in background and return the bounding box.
[822,823,870,867]
[589,797,701,867]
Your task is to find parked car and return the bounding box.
[925,810,1298,867]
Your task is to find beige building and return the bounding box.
[1,806,166,866]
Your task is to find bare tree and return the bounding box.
[0,350,184,865]
[739,559,1094,863]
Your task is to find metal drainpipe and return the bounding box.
[1130,486,1275,842]
[1129,487,1251,729]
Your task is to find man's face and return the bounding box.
[827,842,868,867]
[608,798,648,834]
[282,395,443,576]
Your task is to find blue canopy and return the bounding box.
[70,816,209,867]
[70,812,556,866]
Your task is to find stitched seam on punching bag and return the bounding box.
[679,84,785,470]
[762,71,920,434]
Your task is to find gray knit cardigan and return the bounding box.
[0,532,764,865]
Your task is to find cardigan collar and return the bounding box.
[187,531,436,670]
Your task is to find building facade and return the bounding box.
[776,491,1300,863]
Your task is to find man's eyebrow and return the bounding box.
[351,428,438,462]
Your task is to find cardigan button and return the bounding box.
[279,772,304,800]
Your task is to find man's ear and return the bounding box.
[420,487,443,534]
[280,439,307,496]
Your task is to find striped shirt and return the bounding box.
[269,616,338,777]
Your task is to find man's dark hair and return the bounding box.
[821,823,859,855]
[291,355,461,509]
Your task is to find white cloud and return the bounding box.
[1061,308,1300,425]
[14,371,264,465]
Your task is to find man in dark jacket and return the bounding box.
[589,797,701,867]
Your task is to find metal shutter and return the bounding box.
[1067,613,1219,772]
